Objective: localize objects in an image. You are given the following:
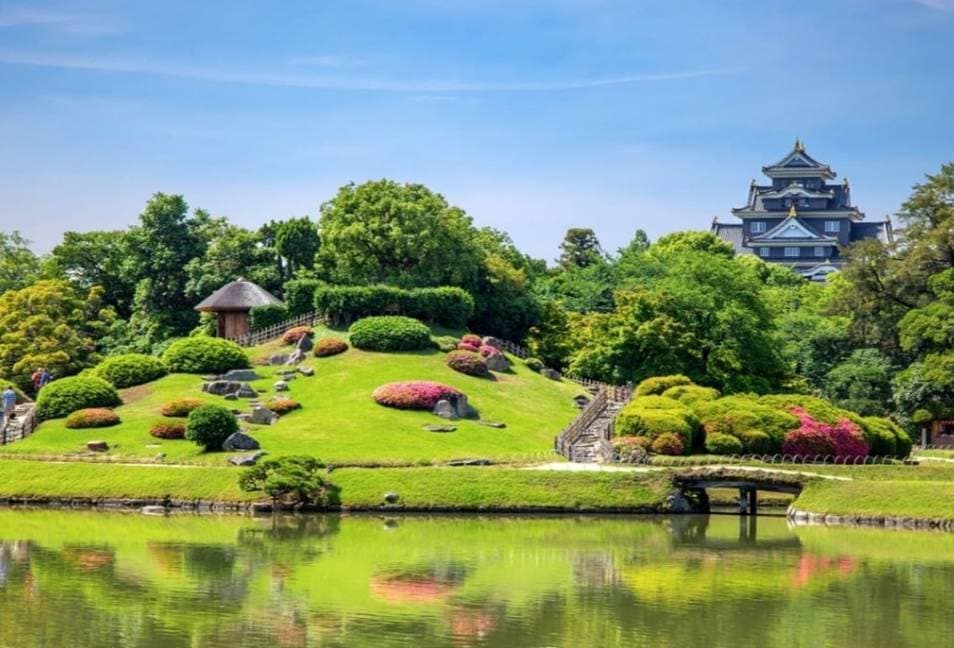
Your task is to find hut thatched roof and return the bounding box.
[194,278,283,312]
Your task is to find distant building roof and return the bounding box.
[849,220,893,245]
[194,278,283,312]
[710,221,748,255]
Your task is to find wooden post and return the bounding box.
[748,489,758,516]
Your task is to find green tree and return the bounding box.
[47,230,135,317]
[649,231,735,259]
[893,352,954,424]
[824,348,894,416]
[557,228,605,270]
[275,217,319,279]
[185,220,281,299]
[0,231,41,295]
[898,268,954,356]
[317,180,481,288]
[0,280,115,389]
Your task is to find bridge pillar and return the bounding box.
[738,488,758,516]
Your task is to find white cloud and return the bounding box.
[0,50,732,93]
[0,7,123,35]
[911,0,954,10]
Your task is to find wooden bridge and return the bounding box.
[672,467,805,515]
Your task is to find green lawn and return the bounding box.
[795,479,954,520]
[4,330,585,465]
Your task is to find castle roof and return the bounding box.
[762,139,835,179]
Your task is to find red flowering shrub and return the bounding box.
[478,345,501,358]
[282,326,313,345]
[64,408,121,429]
[650,432,685,456]
[782,407,868,458]
[267,397,301,415]
[460,334,482,347]
[457,342,480,353]
[445,351,490,377]
[160,398,206,417]
[373,381,463,410]
[314,337,348,357]
[149,422,186,439]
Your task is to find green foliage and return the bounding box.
[558,228,605,270]
[249,304,290,331]
[240,456,332,506]
[635,375,693,397]
[693,396,799,451]
[899,268,954,355]
[185,404,238,451]
[0,230,41,295]
[649,231,735,259]
[160,397,206,417]
[468,229,543,340]
[283,278,324,316]
[0,280,116,389]
[184,220,282,303]
[615,400,696,448]
[524,357,544,372]
[64,408,120,429]
[705,432,743,455]
[823,348,894,416]
[48,230,135,317]
[445,351,490,377]
[661,384,720,405]
[161,337,249,373]
[274,217,319,277]
[859,416,912,457]
[650,432,685,456]
[36,376,121,420]
[314,285,474,328]
[348,316,433,352]
[893,353,954,422]
[89,354,167,389]
[434,336,459,352]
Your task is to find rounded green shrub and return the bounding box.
[524,357,544,372]
[736,429,773,454]
[434,336,459,353]
[162,337,249,374]
[615,406,695,446]
[705,432,743,455]
[445,350,490,377]
[150,421,186,439]
[348,316,432,352]
[36,376,121,420]
[186,404,238,451]
[314,337,349,357]
[64,408,120,429]
[662,384,720,405]
[635,374,693,397]
[693,396,799,451]
[632,395,686,411]
[651,433,685,456]
[859,416,913,457]
[160,397,206,417]
[90,354,167,388]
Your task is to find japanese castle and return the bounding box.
[712,140,892,281]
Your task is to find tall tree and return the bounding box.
[185,220,282,299]
[274,217,320,279]
[47,230,135,317]
[0,231,40,295]
[557,228,605,270]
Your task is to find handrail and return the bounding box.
[554,388,609,458]
[0,403,38,446]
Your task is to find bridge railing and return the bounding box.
[648,453,915,467]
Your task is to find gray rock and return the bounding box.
[222,431,260,452]
[216,369,262,382]
[447,458,492,466]
[228,450,266,466]
[273,380,289,392]
[268,353,289,365]
[383,491,400,504]
[298,365,314,377]
[433,399,458,420]
[424,424,457,432]
[573,394,591,408]
[204,380,242,396]
[541,368,562,381]
[485,352,510,373]
[249,405,278,426]
[296,334,314,352]
[665,490,694,513]
[86,440,109,452]
[236,413,252,424]
[141,505,167,516]
[286,349,305,365]
[481,336,504,350]
[279,372,296,381]
[224,393,238,401]
[476,420,506,429]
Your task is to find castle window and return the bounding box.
[751,221,766,234]
[759,247,770,257]
[814,246,825,257]
[784,247,799,257]
[824,220,841,233]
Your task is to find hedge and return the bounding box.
[162,337,249,374]
[348,316,433,352]
[662,384,720,405]
[705,432,743,455]
[186,404,238,451]
[284,279,324,316]
[249,304,290,331]
[634,375,693,397]
[89,354,167,389]
[615,405,696,447]
[36,376,122,420]
[64,408,120,429]
[693,396,799,451]
[314,285,474,328]
[445,351,490,377]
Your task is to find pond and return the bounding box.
[0,510,949,647]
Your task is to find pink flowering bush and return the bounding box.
[457,342,480,353]
[372,381,464,410]
[781,407,869,458]
[445,351,490,377]
[460,334,483,347]
[478,345,500,358]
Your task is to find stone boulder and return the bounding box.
[573,394,591,408]
[383,491,400,504]
[476,420,506,429]
[222,431,260,452]
[236,383,258,398]
[481,336,504,350]
[224,393,238,401]
[249,405,279,426]
[203,380,241,396]
[424,424,457,433]
[541,368,562,381]
[296,334,314,353]
[268,353,289,365]
[86,440,109,452]
[216,369,262,382]
[228,450,266,466]
[286,349,306,365]
[432,393,477,420]
[273,380,289,392]
[298,365,314,377]
[485,353,510,373]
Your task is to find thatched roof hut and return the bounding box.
[195,278,283,338]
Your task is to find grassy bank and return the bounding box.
[794,479,954,520]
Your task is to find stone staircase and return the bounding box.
[0,403,38,446]
[568,400,624,463]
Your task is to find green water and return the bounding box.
[0,511,949,647]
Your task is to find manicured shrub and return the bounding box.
[434,336,458,352]
[632,395,686,411]
[160,397,206,417]
[36,376,121,420]
[64,408,120,429]
[186,404,239,451]
[149,422,186,439]
[524,357,544,372]
[781,407,868,458]
[90,354,167,389]
[162,337,249,374]
[705,432,743,455]
[445,351,490,377]
[693,396,799,451]
[615,406,695,445]
[759,394,846,425]
[284,279,324,316]
[662,384,720,405]
[635,374,693,397]
[457,342,480,353]
[651,433,685,456]
[372,381,463,410]
[282,326,313,345]
[460,334,483,347]
[314,285,474,328]
[249,304,290,331]
[736,429,773,454]
[614,436,651,463]
[238,455,331,506]
[267,397,301,415]
[860,416,913,457]
[349,316,432,352]
[314,337,348,357]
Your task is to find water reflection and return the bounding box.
[0,511,951,647]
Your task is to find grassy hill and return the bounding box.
[4,328,585,466]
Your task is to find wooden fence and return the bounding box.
[228,311,326,347]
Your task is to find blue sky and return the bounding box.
[1,0,952,260]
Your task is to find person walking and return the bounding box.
[1,385,16,439]
[30,369,42,393]
[38,368,51,389]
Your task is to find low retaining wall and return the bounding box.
[788,506,954,532]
